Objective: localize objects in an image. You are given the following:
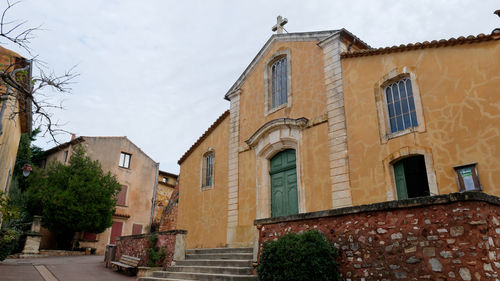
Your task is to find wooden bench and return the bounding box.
[111,255,140,275]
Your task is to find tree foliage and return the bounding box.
[27,145,121,248]
[0,190,20,260]
[257,230,341,281]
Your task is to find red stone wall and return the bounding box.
[255,193,500,280]
[114,230,185,268]
[159,183,179,231]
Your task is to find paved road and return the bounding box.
[0,255,136,281]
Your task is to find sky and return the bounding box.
[3,0,498,173]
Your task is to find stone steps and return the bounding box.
[138,247,257,281]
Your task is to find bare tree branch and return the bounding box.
[0,0,78,143]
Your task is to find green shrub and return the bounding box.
[257,230,341,281]
[147,234,165,267]
[0,229,20,261]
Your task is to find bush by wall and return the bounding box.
[257,230,340,281]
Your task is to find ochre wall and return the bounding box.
[0,97,22,193]
[0,48,26,194]
[342,40,500,205]
[238,41,328,145]
[232,40,332,245]
[177,116,230,249]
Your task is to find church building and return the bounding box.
[171,17,500,252]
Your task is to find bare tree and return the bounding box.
[0,0,77,142]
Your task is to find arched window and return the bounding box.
[264,50,291,114]
[374,70,425,143]
[201,151,214,188]
[271,57,288,108]
[385,78,418,133]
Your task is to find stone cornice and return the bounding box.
[254,192,500,226]
[245,117,308,147]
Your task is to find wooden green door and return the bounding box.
[393,161,408,200]
[270,149,298,217]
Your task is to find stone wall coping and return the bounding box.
[254,192,499,226]
[115,229,187,241]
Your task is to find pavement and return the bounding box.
[0,255,136,281]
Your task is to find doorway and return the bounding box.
[393,155,430,199]
[270,149,298,217]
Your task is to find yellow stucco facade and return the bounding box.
[175,30,499,251]
[342,37,500,204]
[177,113,230,248]
[176,30,365,249]
[0,46,31,194]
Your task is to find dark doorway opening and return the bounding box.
[393,155,430,199]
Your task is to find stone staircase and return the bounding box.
[139,247,258,281]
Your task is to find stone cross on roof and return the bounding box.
[272,16,288,34]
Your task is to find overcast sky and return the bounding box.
[4,0,498,173]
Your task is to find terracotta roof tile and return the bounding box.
[177,110,230,165]
[341,32,500,59]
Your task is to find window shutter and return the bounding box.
[82,232,97,241]
[132,224,143,235]
[117,185,128,206]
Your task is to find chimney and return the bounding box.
[71,133,76,141]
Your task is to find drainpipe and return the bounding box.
[149,162,160,231]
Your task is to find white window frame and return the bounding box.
[264,49,292,115]
[119,152,131,169]
[375,69,425,143]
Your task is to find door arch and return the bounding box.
[270,149,298,217]
[393,155,430,199]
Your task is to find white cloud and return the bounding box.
[3,0,496,173]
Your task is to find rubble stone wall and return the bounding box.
[115,230,186,268]
[255,192,500,280]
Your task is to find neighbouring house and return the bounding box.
[0,46,32,194]
[152,170,178,226]
[162,20,500,279]
[40,136,160,254]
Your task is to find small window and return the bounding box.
[454,163,481,192]
[202,152,214,188]
[162,177,167,183]
[119,152,131,168]
[385,78,418,133]
[116,185,128,206]
[271,57,288,109]
[64,150,69,163]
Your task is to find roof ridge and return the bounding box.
[341,32,499,58]
[178,110,230,165]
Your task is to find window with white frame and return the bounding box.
[202,152,214,188]
[119,152,131,168]
[270,57,288,109]
[375,70,425,143]
[385,78,418,133]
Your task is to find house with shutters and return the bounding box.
[167,20,500,255]
[41,136,160,254]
